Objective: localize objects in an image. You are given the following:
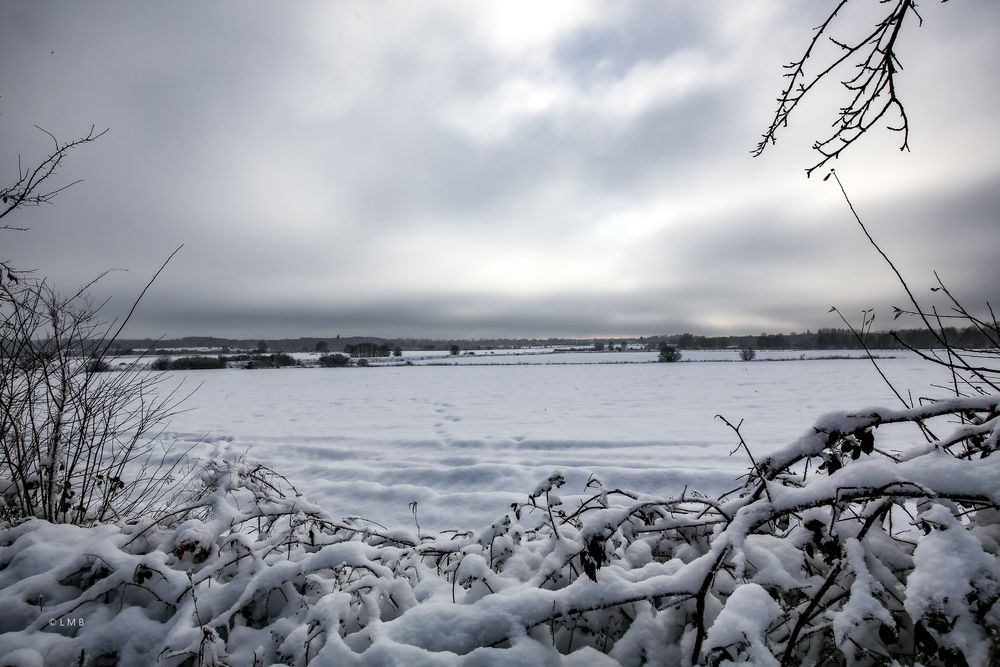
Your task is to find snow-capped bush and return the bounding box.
[0,392,996,665]
[658,343,682,363]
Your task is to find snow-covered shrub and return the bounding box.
[255,353,299,368]
[317,353,350,367]
[658,344,682,363]
[1,393,997,665]
[161,356,226,370]
[151,355,173,371]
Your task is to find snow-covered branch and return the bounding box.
[1,393,996,665]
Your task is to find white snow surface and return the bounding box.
[2,349,997,666]
[153,352,944,530]
[703,583,782,666]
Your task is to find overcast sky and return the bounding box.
[2,1,998,339]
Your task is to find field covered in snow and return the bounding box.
[160,351,944,530]
[4,347,997,665]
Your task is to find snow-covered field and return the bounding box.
[4,348,996,665]
[159,351,943,530]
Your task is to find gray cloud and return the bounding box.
[2,1,998,339]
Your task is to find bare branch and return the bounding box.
[0,126,107,223]
[754,1,920,176]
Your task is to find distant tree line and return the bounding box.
[113,325,993,358]
[657,326,992,350]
